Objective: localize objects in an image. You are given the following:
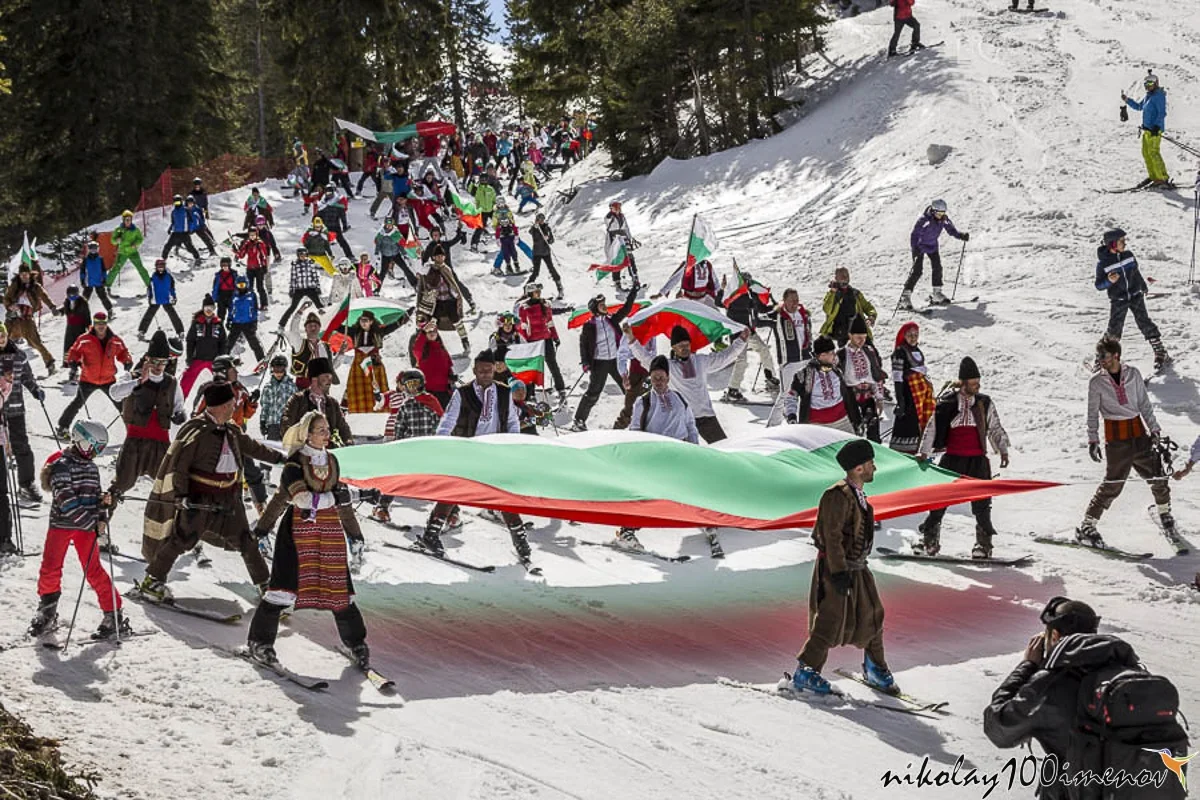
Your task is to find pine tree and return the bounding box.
[440,0,502,130]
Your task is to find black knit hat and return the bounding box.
[474,349,496,364]
[202,294,216,308]
[813,335,836,355]
[202,382,235,407]
[836,439,875,472]
[1102,228,1126,246]
[958,356,981,380]
[146,331,171,360]
[649,355,669,374]
[306,357,334,379]
[849,314,870,335]
[670,325,691,346]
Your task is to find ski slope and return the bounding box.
[2,0,1200,797]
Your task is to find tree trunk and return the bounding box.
[688,56,711,156]
[444,0,467,130]
[254,0,267,157]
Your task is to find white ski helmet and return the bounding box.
[930,199,948,213]
[71,420,108,459]
[1144,71,1159,89]
[336,257,353,273]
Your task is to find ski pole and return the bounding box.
[102,510,121,645]
[559,370,586,408]
[38,398,61,451]
[1190,172,1199,285]
[889,254,921,322]
[950,240,967,302]
[60,532,100,653]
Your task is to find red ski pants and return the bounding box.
[38,527,121,612]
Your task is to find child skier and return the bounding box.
[901,199,969,310]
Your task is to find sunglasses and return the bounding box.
[146,358,168,367]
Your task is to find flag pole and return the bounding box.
[684,214,697,269]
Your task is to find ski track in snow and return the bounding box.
[2,0,1200,797]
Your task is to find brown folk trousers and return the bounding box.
[1086,435,1170,519]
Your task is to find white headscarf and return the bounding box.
[282,410,324,456]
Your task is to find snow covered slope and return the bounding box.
[1,1,1200,798]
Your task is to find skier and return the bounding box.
[106,332,186,530]
[355,253,380,297]
[59,286,90,371]
[258,355,296,441]
[619,354,725,556]
[108,209,149,288]
[0,323,46,504]
[138,259,186,339]
[528,214,563,298]
[901,199,970,310]
[186,195,218,257]
[235,227,272,309]
[412,319,455,409]
[789,438,896,696]
[626,324,749,444]
[679,259,721,307]
[571,290,640,432]
[518,283,567,401]
[415,249,470,355]
[837,315,888,442]
[425,229,476,313]
[243,187,275,229]
[371,369,444,524]
[767,288,813,426]
[160,195,202,265]
[277,247,325,329]
[820,267,877,346]
[79,239,114,316]
[1077,335,1178,549]
[1121,72,1173,189]
[4,263,59,373]
[604,201,640,291]
[246,411,369,669]
[136,382,283,602]
[1094,227,1169,372]
[316,188,355,260]
[783,335,862,434]
[886,0,923,58]
[888,321,934,455]
[285,311,335,389]
[376,216,416,289]
[301,217,337,276]
[57,312,131,440]
[723,271,777,402]
[280,358,354,447]
[180,295,226,398]
[193,355,270,515]
[419,350,533,562]
[211,257,240,324]
[343,309,403,414]
[914,357,1011,559]
[493,200,520,276]
[227,276,267,364]
[27,421,129,639]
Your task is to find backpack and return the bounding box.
[639,389,687,432]
[1068,665,1189,799]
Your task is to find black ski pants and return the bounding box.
[888,18,921,55]
[575,359,622,423]
[904,250,942,292]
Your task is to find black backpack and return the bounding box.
[1066,665,1189,799]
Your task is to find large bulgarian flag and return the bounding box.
[505,341,546,386]
[335,117,457,145]
[567,299,651,329]
[626,297,746,350]
[337,426,1057,530]
[445,182,483,229]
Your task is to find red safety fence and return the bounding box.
[133,154,291,235]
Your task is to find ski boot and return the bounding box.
[348,642,370,670]
[94,610,133,640]
[246,641,279,666]
[467,302,478,315]
[418,520,447,557]
[1009,0,1018,8]
[1074,516,1106,548]
[0,537,16,556]
[763,369,781,391]
[97,530,119,555]
[705,528,725,559]
[55,427,71,443]
[569,419,588,433]
[45,360,57,377]
[28,594,59,636]
[863,653,899,695]
[370,505,392,524]
[509,525,533,560]
[789,661,833,695]
[491,267,504,278]
[135,574,174,604]
[973,514,997,559]
[897,290,914,311]
[1158,508,1188,553]
[554,281,565,301]
[929,286,950,305]
[614,527,644,552]
[191,544,211,566]
[913,520,941,556]
[722,387,746,403]
[1151,339,1171,373]
[460,336,471,355]
[18,484,42,505]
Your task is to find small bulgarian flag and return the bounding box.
[686,215,718,267]
[627,298,746,351]
[723,261,772,309]
[446,182,483,229]
[588,239,629,282]
[504,341,546,386]
[321,295,352,353]
[10,232,37,280]
[567,299,651,329]
[402,237,421,261]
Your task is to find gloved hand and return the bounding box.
[349,539,365,560]
[785,414,797,424]
[334,484,352,506]
[961,232,970,242]
[1089,442,1103,462]
[33,388,45,402]
[252,525,270,540]
[171,411,186,425]
[249,389,261,403]
[1000,453,1010,469]
[830,571,853,597]
[1150,431,1162,447]
[581,364,590,373]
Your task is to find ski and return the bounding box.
[44,630,159,651]
[1008,6,1051,12]
[718,397,777,407]
[833,669,950,714]
[108,550,148,564]
[1033,536,1153,561]
[716,675,941,719]
[380,541,497,572]
[124,587,245,623]
[874,546,1033,566]
[573,539,692,563]
[518,555,543,576]
[1101,178,1155,194]
[917,295,979,315]
[226,647,330,691]
[0,626,62,652]
[335,645,398,694]
[1147,505,1189,555]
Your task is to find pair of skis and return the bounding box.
[874,546,1033,566]
[223,645,398,695]
[718,671,948,719]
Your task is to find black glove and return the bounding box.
[961,232,970,242]
[333,484,352,506]
[33,388,45,402]
[1146,126,1162,135]
[1151,431,1162,447]
[1089,442,1103,463]
[171,411,186,425]
[252,526,270,540]
[830,570,853,596]
[249,389,261,403]
[785,414,797,424]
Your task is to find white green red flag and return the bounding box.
[567,299,651,329]
[723,264,772,309]
[627,298,746,350]
[336,426,1056,530]
[320,295,352,353]
[401,237,421,261]
[346,297,410,328]
[686,215,718,266]
[504,341,546,386]
[10,232,36,279]
[588,239,629,282]
[446,182,483,229]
